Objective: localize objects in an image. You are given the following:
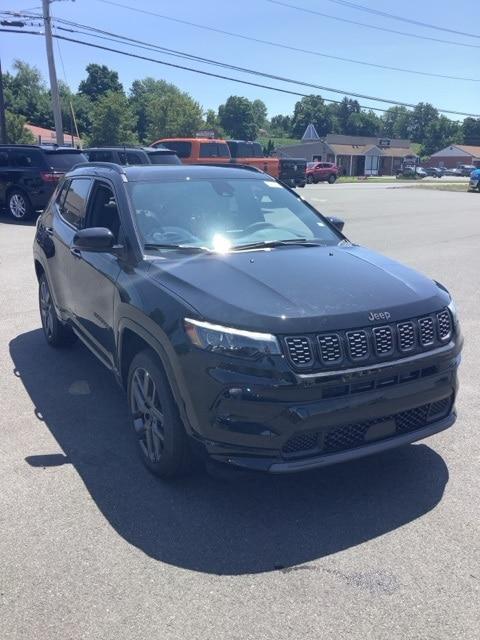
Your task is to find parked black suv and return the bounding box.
[0,145,87,220]
[33,163,462,478]
[85,146,181,166]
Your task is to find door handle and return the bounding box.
[70,247,82,258]
[45,227,54,237]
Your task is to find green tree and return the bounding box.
[291,95,335,139]
[251,99,267,129]
[263,139,275,156]
[462,117,480,145]
[270,114,291,136]
[381,106,411,139]
[218,96,258,140]
[89,92,137,146]
[330,97,361,133]
[146,91,203,141]
[129,77,179,142]
[5,110,35,144]
[79,64,123,101]
[408,102,439,143]
[346,110,381,136]
[421,116,462,156]
[3,60,52,128]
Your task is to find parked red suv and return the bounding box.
[306,162,339,184]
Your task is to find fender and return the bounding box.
[117,316,201,438]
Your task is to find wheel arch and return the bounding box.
[117,319,197,438]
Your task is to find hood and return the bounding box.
[149,245,449,333]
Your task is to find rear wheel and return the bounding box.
[127,350,193,478]
[38,274,77,347]
[328,174,337,184]
[306,174,313,184]
[7,189,32,220]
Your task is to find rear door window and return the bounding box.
[60,178,92,229]
[10,149,43,168]
[157,141,192,158]
[199,143,230,158]
[88,150,114,162]
[126,152,148,165]
[45,151,87,170]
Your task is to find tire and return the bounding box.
[306,174,313,184]
[7,189,33,220]
[127,349,192,478]
[38,273,77,347]
[328,174,337,184]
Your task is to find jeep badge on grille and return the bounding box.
[368,311,392,321]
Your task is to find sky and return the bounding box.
[1,0,479,121]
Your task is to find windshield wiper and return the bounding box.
[232,238,325,251]
[144,243,209,253]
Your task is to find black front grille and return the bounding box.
[285,337,312,366]
[282,395,453,457]
[318,334,342,363]
[373,326,394,355]
[283,308,453,370]
[437,309,452,341]
[418,317,435,346]
[398,321,415,352]
[347,330,369,359]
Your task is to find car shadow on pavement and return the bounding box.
[10,329,450,576]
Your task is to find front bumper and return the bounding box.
[469,178,479,190]
[181,339,462,473]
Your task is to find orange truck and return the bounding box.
[150,137,306,187]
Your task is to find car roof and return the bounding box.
[0,144,83,152]
[86,147,148,152]
[69,164,268,182]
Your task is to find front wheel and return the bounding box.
[7,189,33,220]
[39,274,77,347]
[306,174,313,184]
[127,350,193,478]
[328,174,337,184]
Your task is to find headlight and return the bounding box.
[184,318,281,358]
[448,298,459,326]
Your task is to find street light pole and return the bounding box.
[42,0,64,145]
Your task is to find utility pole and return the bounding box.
[42,0,64,145]
[0,57,7,144]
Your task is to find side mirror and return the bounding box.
[72,227,115,252]
[326,216,345,232]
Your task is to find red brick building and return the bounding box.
[26,124,81,148]
[427,144,480,169]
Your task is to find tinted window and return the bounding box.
[128,178,341,251]
[199,143,230,158]
[0,151,8,167]
[61,178,92,228]
[45,151,87,170]
[228,142,263,158]
[126,152,147,165]
[10,149,43,168]
[87,150,113,162]
[156,141,192,158]
[147,152,181,165]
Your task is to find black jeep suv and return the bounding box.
[0,145,87,220]
[33,163,462,478]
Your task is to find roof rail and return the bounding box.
[195,162,266,174]
[72,161,126,174]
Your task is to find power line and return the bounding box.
[2,23,479,118]
[5,6,480,83]
[326,0,480,40]
[265,0,480,49]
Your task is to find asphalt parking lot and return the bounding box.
[0,183,479,639]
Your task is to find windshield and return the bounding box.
[127,177,342,251]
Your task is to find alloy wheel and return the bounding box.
[130,367,165,463]
[9,193,27,218]
[40,279,55,339]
